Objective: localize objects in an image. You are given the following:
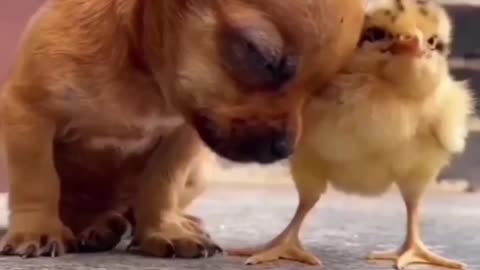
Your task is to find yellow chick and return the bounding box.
[230,0,474,269]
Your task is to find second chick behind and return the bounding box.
[230,0,474,269]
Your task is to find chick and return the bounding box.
[230,0,474,269]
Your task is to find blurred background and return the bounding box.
[0,0,478,192]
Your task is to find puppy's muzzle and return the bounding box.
[192,115,294,164]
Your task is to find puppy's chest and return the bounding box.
[61,114,183,157]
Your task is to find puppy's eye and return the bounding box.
[361,27,392,43]
[221,30,297,92]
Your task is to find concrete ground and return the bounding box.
[0,186,478,270]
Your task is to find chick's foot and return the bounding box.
[229,239,321,266]
[368,242,467,270]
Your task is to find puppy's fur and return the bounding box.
[0,0,363,258]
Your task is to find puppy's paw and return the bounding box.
[131,213,221,258]
[78,212,129,253]
[0,218,76,258]
[181,214,211,238]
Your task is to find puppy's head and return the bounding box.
[157,0,364,163]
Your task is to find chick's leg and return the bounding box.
[368,183,467,269]
[229,158,326,265]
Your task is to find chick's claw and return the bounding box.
[368,245,467,270]
[368,250,399,260]
[229,242,321,266]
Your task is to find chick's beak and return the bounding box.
[388,35,423,57]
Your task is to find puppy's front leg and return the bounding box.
[133,124,220,258]
[0,97,75,257]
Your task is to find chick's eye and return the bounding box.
[427,36,438,47]
[362,27,392,42]
[427,35,446,52]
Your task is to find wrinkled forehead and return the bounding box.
[365,0,451,41]
[239,0,344,49]
[237,0,354,79]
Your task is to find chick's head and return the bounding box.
[350,0,452,95]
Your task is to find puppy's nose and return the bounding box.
[271,135,292,158]
[248,132,294,164]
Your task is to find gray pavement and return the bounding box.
[0,186,478,270]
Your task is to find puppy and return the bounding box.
[0,0,364,259]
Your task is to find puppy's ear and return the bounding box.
[112,1,151,73]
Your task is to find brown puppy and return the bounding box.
[0,0,363,259]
